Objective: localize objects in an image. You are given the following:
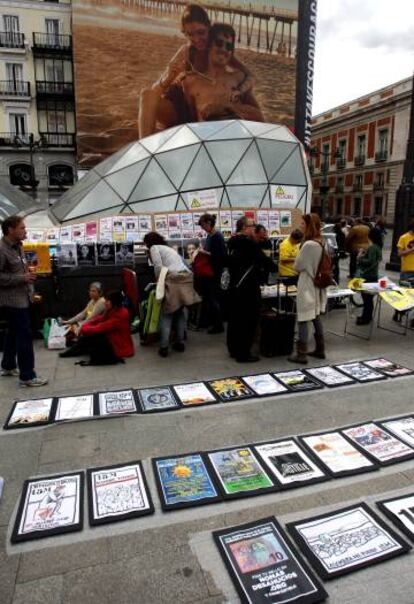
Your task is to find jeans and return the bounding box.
[159,306,187,349]
[361,292,374,321]
[298,315,323,344]
[1,307,36,381]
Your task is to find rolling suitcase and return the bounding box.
[260,309,295,356]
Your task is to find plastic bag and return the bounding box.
[47,319,68,350]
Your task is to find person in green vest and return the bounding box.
[355,228,383,325]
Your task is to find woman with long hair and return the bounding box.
[288,213,328,364]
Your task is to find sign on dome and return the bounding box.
[187,189,218,210]
[272,185,299,207]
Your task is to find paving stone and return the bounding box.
[12,575,63,604]
[39,434,101,465]
[0,527,20,604]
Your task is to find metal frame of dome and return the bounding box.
[50,120,311,224]
[0,179,39,221]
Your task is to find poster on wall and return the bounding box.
[99,217,113,241]
[208,378,253,402]
[335,362,385,383]
[268,210,281,236]
[153,453,221,510]
[273,186,298,207]
[362,358,413,378]
[214,517,327,604]
[280,211,292,228]
[286,503,411,580]
[173,382,217,407]
[46,227,60,244]
[253,439,328,489]
[300,431,376,477]
[138,214,152,233]
[154,214,168,232]
[341,422,414,466]
[115,242,134,265]
[112,217,126,241]
[77,243,96,266]
[11,472,84,542]
[241,374,288,397]
[206,446,274,498]
[55,394,95,421]
[256,210,269,230]
[187,189,218,210]
[137,386,179,413]
[305,366,355,387]
[87,461,153,525]
[377,492,414,542]
[97,242,115,265]
[5,398,54,429]
[379,416,414,448]
[85,221,98,242]
[59,226,72,244]
[72,223,86,243]
[98,390,137,416]
[56,244,77,267]
[273,371,321,392]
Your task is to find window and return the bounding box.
[47,109,66,133]
[45,18,60,45]
[374,197,383,215]
[45,59,64,83]
[376,172,385,187]
[5,63,24,93]
[354,198,361,216]
[9,113,26,135]
[338,139,346,158]
[48,164,74,188]
[336,198,343,215]
[378,129,388,153]
[357,134,366,156]
[3,14,20,46]
[321,143,330,172]
[337,176,343,188]
[9,163,32,186]
[355,174,363,189]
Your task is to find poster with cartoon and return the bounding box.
[98,390,137,416]
[173,382,217,406]
[377,492,414,542]
[208,378,253,402]
[380,416,414,448]
[342,422,414,465]
[6,398,54,429]
[55,394,95,421]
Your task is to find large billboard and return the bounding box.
[72,0,314,167]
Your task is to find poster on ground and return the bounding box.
[5,398,54,429]
[253,439,328,489]
[341,422,414,465]
[173,382,217,407]
[287,503,411,580]
[214,517,327,603]
[379,416,414,448]
[335,362,385,383]
[208,378,253,402]
[11,472,84,542]
[305,366,355,388]
[207,446,274,498]
[362,358,413,378]
[273,371,322,392]
[87,461,153,525]
[98,390,137,416]
[153,453,221,510]
[55,394,95,421]
[377,492,414,542]
[137,387,179,412]
[241,374,288,397]
[300,431,376,477]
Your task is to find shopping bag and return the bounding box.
[47,319,68,350]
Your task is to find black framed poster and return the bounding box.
[137,386,179,413]
[377,492,414,542]
[208,378,254,402]
[241,373,288,397]
[11,472,84,543]
[153,453,221,510]
[214,517,327,603]
[304,366,355,388]
[55,394,95,421]
[287,503,411,580]
[299,430,377,477]
[4,397,55,429]
[206,446,274,499]
[98,389,138,416]
[334,362,385,382]
[362,358,413,378]
[253,439,328,489]
[172,382,217,407]
[273,371,322,392]
[379,415,414,448]
[87,461,153,526]
[341,422,414,466]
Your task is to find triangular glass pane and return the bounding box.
[51,170,102,221]
[158,125,200,152]
[105,158,150,201]
[176,198,187,210]
[227,143,267,185]
[207,120,251,140]
[181,146,222,191]
[103,142,150,176]
[129,158,176,202]
[205,140,251,182]
[93,143,135,177]
[140,126,181,154]
[243,121,279,137]
[227,185,267,207]
[188,121,229,140]
[156,145,199,188]
[65,180,123,221]
[270,146,306,185]
[129,194,178,213]
[256,140,296,181]
[220,189,231,207]
[258,126,297,143]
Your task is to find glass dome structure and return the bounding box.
[50,120,311,224]
[0,180,36,220]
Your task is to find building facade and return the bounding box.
[0,0,76,203]
[310,76,412,224]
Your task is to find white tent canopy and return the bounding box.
[50,120,311,224]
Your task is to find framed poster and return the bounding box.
[153,453,221,511]
[334,362,385,383]
[241,373,288,397]
[115,242,134,265]
[377,492,414,542]
[378,415,414,448]
[362,358,413,378]
[305,366,355,388]
[4,397,54,429]
[299,430,376,477]
[208,378,253,402]
[55,394,95,421]
[341,422,414,466]
[77,243,96,266]
[11,472,84,543]
[87,461,153,526]
[172,382,217,407]
[98,390,138,416]
[97,242,115,265]
[214,517,327,604]
[273,371,322,392]
[253,439,328,490]
[137,386,179,413]
[206,446,274,499]
[287,503,411,580]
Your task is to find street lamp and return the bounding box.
[12,133,47,191]
[308,146,342,221]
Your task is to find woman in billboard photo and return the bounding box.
[138,3,258,138]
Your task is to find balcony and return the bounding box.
[320,160,329,173]
[352,183,363,192]
[0,132,31,146]
[375,150,388,162]
[0,31,25,50]
[36,80,74,99]
[336,157,346,169]
[354,154,365,167]
[335,183,344,193]
[39,132,75,147]
[373,181,384,191]
[0,80,30,98]
[33,33,72,55]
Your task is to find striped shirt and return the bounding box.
[0,237,30,308]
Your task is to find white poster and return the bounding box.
[363,358,412,377]
[381,417,414,448]
[56,244,77,267]
[187,189,218,210]
[26,229,45,243]
[335,362,384,382]
[112,217,126,241]
[180,213,194,232]
[219,210,232,229]
[380,494,414,539]
[280,210,292,228]
[154,214,167,231]
[302,432,374,474]
[256,210,269,229]
[71,223,86,243]
[231,210,244,231]
[125,216,139,241]
[99,217,113,242]
[272,185,298,207]
[59,225,72,243]
[98,390,137,416]
[138,214,152,233]
[306,366,355,387]
[255,439,326,487]
[242,374,287,396]
[343,423,414,463]
[55,394,94,421]
[173,382,216,406]
[268,210,280,237]
[8,398,53,427]
[45,228,60,244]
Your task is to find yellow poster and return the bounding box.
[380,288,414,311]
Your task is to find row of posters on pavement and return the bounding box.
[4,358,412,430]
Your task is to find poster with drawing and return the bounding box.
[56,243,77,267]
[287,504,410,579]
[300,431,375,476]
[273,371,321,392]
[254,439,327,489]
[377,492,414,542]
[342,423,414,465]
[241,374,288,397]
[12,472,84,542]
[87,462,153,525]
[214,517,327,604]
[153,453,220,510]
[208,378,253,402]
[207,447,273,498]
[5,398,54,429]
[173,382,217,407]
[380,416,414,448]
[335,362,385,382]
[137,387,179,412]
[55,394,95,421]
[305,366,355,387]
[362,358,413,378]
[98,390,137,416]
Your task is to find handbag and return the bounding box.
[192,252,214,279]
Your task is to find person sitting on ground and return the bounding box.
[355,228,383,325]
[59,290,134,365]
[61,281,105,336]
[278,228,303,278]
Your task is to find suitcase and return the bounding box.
[259,309,295,357]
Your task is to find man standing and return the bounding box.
[227,217,275,363]
[278,229,303,278]
[397,219,414,282]
[0,216,47,386]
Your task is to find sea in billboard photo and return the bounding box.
[73,0,299,166]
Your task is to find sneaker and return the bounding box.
[1,368,20,377]
[158,347,169,358]
[20,376,48,387]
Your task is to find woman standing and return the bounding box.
[355,228,383,325]
[288,214,328,364]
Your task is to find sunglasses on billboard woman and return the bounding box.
[214,38,235,52]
